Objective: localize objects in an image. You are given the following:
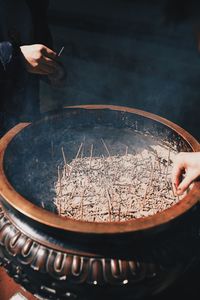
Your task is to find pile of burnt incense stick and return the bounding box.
[54,140,180,222]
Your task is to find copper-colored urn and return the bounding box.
[0,105,200,300]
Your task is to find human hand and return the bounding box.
[171,152,200,195]
[20,44,61,75]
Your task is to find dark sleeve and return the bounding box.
[0,41,22,76]
[26,0,53,48]
[0,41,17,111]
[0,41,25,112]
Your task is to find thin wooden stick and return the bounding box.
[81,136,86,159]
[62,146,71,177]
[149,159,155,189]
[57,46,65,57]
[79,189,85,220]
[65,211,73,218]
[101,138,111,157]
[92,194,100,222]
[139,152,144,161]
[106,189,112,221]
[133,155,138,173]
[58,165,62,196]
[151,149,162,174]
[118,201,121,221]
[143,159,155,201]
[75,142,83,160]
[61,147,67,166]
[165,147,171,185]
[51,141,54,159]
[89,144,93,169]
[113,169,119,184]
[70,185,77,200]
[157,157,162,175]
[125,146,128,157]
[143,182,149,202]
[59,196,62,215]
[125,195,134,217]
[101,154,106,167]
[135,120,138,131]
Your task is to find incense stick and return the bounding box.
[75,143,83,160]
[106,189,112,221]
[89,144,93,169]
[51,141,54,159]
[61,146,70,176]
[101,138,111,157]
[165,147,171,185]
[79,189,85,220]
[61,147,67,166]
[58,166,62,196]
[125,146,128,156]
[57,46,65,57]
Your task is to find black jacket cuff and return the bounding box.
[0,41,14,70]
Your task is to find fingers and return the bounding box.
[171,162,184,191]
[29,62,55,75]
[36,55,63,75]
[38,48,64,75]
[171,154,185,193]
[41,46,57,60]
[20,44,65,76]
[40,62,57,74]
[42,56,59,68]
[172,152,200,195]
[176,170,199,195]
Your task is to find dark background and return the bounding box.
[39,1,200,299]
[40,0,200,142]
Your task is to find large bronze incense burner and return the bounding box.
[0,105,200,300]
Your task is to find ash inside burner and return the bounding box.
[54,137,179,222]
[4,108,189,221]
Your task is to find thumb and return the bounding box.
[177,171,198,195]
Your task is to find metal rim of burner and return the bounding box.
[0,104,199,235]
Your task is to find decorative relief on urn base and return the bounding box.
[1,204,199,300]
[0,205,169,299]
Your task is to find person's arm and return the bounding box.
[0,41,62,76]
[25,0,66,83]
[171,152,200,195]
